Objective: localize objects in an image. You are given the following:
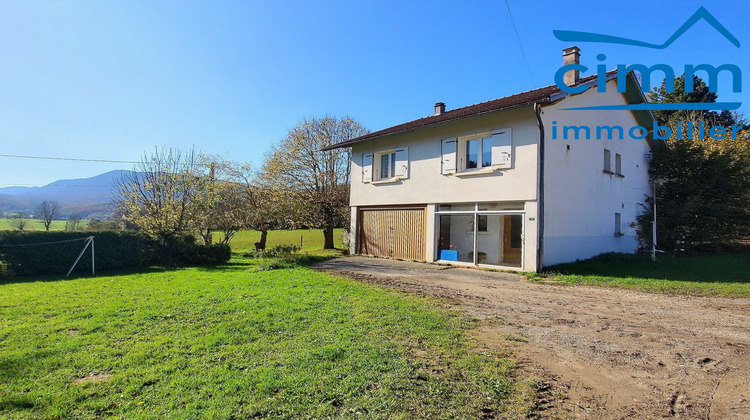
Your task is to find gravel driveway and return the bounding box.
[314,256,750,419]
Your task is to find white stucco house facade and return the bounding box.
[324,48,661,271]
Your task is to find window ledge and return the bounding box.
[603,170,614,175]
[454,168,501,177]
[614,173,624,178]
[371,177,404,185]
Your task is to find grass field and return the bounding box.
[0,256,536,419]
[531,252,750,298]
[217,228,347,254]
[0,218,69,231]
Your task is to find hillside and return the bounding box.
[0,170,131,219]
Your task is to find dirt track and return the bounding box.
[314,256,750,419]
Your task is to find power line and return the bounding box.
[504,0,536,88]
[0,154,139,164]
[0,184,114,187]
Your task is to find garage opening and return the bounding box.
[357,207,426,260]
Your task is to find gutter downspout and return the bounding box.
[534,103,545,272]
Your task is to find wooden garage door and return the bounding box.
[358,207,426,260]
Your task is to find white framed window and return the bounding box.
[378,151,397,180]
[441,128,512,175]
[362,147,409,183]
[614,212,622,236]
[615,153,622,175]
[603,149,612,173]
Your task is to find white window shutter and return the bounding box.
[491,128,512,169]
[441,138,457,174]
[394,147,408,178]
[362,153,373,183]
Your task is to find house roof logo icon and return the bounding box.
[553,6,740,49]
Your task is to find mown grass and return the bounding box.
[217,228,347,254]
[529,251,750,298]
[0,218,70,231]
[0,256,536,419]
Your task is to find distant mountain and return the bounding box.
[0,170,132,219]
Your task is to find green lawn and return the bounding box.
[0,218,69,231]
[217,228,347,254]
[0,257,536,419]
[530,252,750,298]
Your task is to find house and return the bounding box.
[324,47,661,271]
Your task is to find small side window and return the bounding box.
[615,153,622,175]
[614,212,622,236]
[603,149,612,173]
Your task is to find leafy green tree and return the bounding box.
[641,74,750,250]
[637,140,750,250]
[261,116,368,249]
[649,74,736,128]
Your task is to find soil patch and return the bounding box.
[315,256,750,419]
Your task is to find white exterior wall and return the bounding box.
[350,108,539,205]
[541,80,652,266]
[350,107,540,270]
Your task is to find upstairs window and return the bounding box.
[379,152,396,179]
[603,149,612,173]
[441,128,512,175]
[464,136,493,169]
[361,147,409,183]
[615,153,622,176]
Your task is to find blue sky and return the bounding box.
[1,0,747,186]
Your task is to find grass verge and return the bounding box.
[0,256,536,419]
[528,252,750,298]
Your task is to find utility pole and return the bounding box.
[652,182,657,261]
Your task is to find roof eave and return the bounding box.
[322,99,550,151]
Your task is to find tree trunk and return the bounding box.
[200,228,213,245]
[259,230,268,250]
[323,225,335,249]
[164,236,177,266]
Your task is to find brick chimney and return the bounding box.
[562,46,581,86]
[434,102,446,116]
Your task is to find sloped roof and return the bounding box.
[323,72,611,150]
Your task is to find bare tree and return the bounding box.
[115,147,210,262]
[13,213,28,231]
[260,116,367,249]
[65,214,82,231]
[37,201,60,231]
[210,160,296,248]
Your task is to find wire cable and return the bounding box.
[0,236,94,248]
[504,0,536,88]
[0,154,139,164]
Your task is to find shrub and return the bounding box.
[265,244,300,259]
[143,236,231,266]
[177,242,232,265]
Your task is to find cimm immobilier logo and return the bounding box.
[551,6,743,141]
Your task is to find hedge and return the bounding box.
[0,231,146,277]
[0,231,232,277]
